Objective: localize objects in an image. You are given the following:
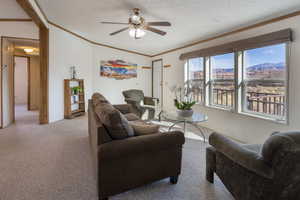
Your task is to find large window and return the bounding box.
[184,43,288,122]
[185,57,204,103]
[241,43,287,121]
[183,30,291,123]
[209,53,235,109]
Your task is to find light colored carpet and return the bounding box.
[0,105,233,200]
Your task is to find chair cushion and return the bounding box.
[124,113,140,121]
[129,120,160,136]
[94,103,134,139]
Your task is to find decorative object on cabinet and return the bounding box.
[70,66,77,79]
[64,79,85,119]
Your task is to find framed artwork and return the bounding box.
[100,59,137,79]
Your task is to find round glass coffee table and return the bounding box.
[159,110,208,142]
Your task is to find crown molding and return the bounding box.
[151,10,300,57]
[0,18,32,22]
[47,21,152,57]
[15,1,300,58]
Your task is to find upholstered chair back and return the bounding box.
[261,131,300,194]
[261,132,300,164]
[122,89,144,103]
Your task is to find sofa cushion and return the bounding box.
[124,113,140,121]
[94,103,134,139]
[129,120,160,136]
[92,92,110,107]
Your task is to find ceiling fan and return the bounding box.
[101,8,171,39]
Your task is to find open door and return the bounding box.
[1,38,15,127]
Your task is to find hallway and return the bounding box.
[14,104,39,126]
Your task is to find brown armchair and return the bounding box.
[122,89,159,120]
[88,93,185,200]
[206,131,300,200]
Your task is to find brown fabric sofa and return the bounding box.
[88,93,185,200]
[206,132,300,200]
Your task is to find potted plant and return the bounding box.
[71,86,83,103]
[71,86,82,95]
[174,99,196,117]
[169,80,196,117]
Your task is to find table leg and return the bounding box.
[168,121,184,132]
[189,122,206,143]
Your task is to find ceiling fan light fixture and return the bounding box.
[130,14,141,24]
[24,48,34,53]
[129,28,146,39]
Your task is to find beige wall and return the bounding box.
[153,15,300,144]
[48,24,152,122]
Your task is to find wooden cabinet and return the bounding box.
[64,79,85,119]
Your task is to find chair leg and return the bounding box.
[170,175,179,184]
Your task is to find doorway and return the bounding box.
[152,59,163,108]
[1,37,40,127]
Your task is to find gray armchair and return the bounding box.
[206,131,300,200]
[122,89,159,120]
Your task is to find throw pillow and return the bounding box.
[94,103,134,139]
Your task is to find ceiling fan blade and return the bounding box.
[110,27,129,36]
[145,26,166,36]
[102,22,129,25]
[147,21,171,26]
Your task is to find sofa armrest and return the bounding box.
[209,132,274,179]
[113,104,132,114]
[99,131,185,160]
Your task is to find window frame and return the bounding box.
[238,43,289,123]
[184,42,290,124]
[185,57,206,105]
[207,53,236,111]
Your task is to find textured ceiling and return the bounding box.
[11,0,300,55]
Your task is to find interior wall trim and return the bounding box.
[151,10,300,57]
[47,21,151,57]
[16,0,49,124]
[1,36,39,41]
[16,1,300,58]
[33,0,151,57]
[0,18,32,22]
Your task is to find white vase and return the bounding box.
[177,109,194,117]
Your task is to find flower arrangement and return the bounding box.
[174,99,196,110]
[169,81,197,117]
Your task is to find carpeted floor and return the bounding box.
[0,105,234,200]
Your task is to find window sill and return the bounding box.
[197,104,288,125]
[204,104,234,112]
[238,111,288,125]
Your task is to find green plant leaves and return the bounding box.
[174,99,196,110]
